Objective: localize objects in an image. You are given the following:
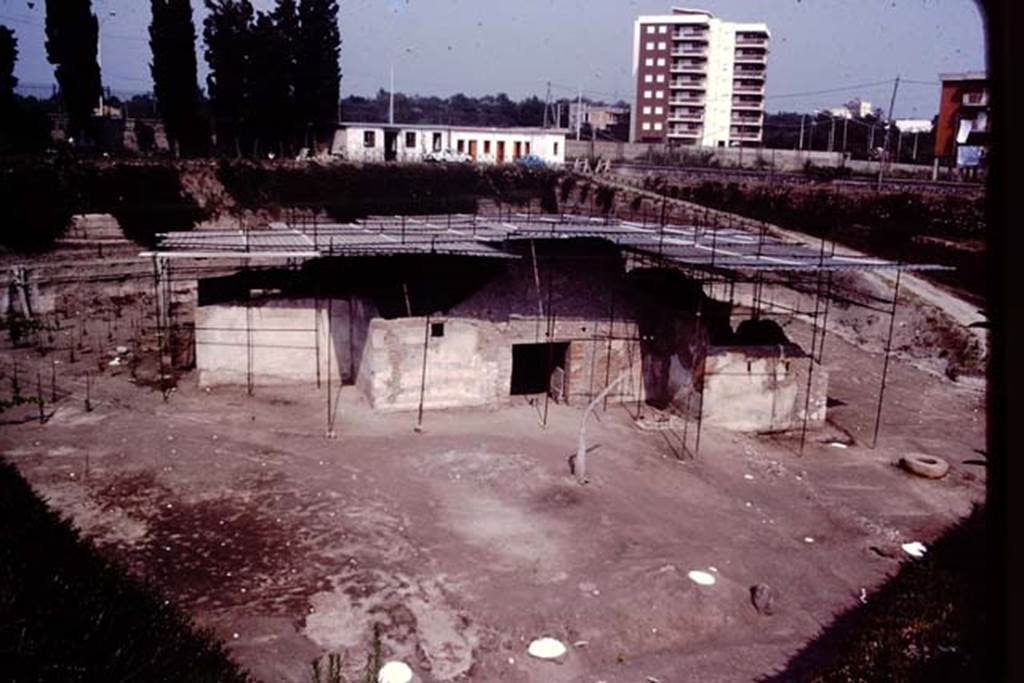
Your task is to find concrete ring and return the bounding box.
[899,453,950,479]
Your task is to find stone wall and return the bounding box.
[700,344,828,432]
[195,297,373,388]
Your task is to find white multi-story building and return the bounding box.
[631,7,769,147]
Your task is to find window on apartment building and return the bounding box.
[646,41,654,50]
[654,106,663,115]
[655,90,665,99]
[642,122,651,131]
[405,131,416,148]
[645,58,654,67]
[656,57,666,66]
[654,122,663,131]
[644,90,653,99]
[646,25,655,34]
[658,25,667,34]
[656,74,665,83]
[658,42,667,50]
[432,132,442,151]
[363,131,375,147]
[644,74,653,83]
[643,106,652,115]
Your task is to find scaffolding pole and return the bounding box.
[871,264,903,449]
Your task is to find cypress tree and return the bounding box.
[203,0,255,156]
[150,0,208,156]
[44,0,102,139]
[296,0,340,148]
[0,26,16,104]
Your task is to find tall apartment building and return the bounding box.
[631,7,769,147]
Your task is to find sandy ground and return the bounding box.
[0,308,985,682]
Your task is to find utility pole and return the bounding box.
[878,76,901,190]
[389,64,395,125]
[912,131,919,161]
[576,85,583,141]
[868,123,875,154]
[828,115,836,152]
[798,114,805,150]
[842,117,849,152]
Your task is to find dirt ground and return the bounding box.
[0,295,985,683]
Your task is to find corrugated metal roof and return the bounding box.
[148,214,948,273]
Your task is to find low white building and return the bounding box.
[331,123,567,166]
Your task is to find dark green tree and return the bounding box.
[296,0,340,148]
[150,0,208,156]
[0,26,16,104]
[249,11,293,156]
[272,0,301,152]
[203,0,255,156]
[44,0,102,139]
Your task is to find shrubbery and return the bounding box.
[217,161,560,221]
[0,458,250,682]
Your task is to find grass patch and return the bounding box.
[763,504,988,681]
[0,458,250,682]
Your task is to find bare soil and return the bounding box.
[0,307,985,682]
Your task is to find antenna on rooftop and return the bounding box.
[543,81,553,129]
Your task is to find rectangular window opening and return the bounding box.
[510,342,570,396]
[431,322,445,338]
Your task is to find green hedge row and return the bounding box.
[0,458,250,682]
[217,161,559,222]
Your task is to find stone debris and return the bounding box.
[377,661,413,683]
[687,570,716,586]
[750,583,778,615]
[901,541,927,558]
[527,637,567,660]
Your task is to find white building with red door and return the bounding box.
[331,123,567,166]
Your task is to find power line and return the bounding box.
[763,79,895,99]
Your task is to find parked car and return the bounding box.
[516,154,548,169]
[424,149,471,163]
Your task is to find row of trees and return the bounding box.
[3,0,341,157]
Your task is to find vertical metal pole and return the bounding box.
[415,312,431,432]
[799,236,828,455]
[871,266,903,449]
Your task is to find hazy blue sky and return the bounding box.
[1,0,986,117]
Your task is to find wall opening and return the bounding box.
[510,342,569,395]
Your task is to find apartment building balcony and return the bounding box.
[669,111,704,123]
[731,113,763,125]
[962,91,990,107]
[671,81,707,91]
[733,82,765,94]
[731,98,764,110]
[735,33,769,46]
[671,47,708,57]
[730,129,762,141]
[672,30,710,42]
[669,128,703,139]
[734,52,768,64]
[670,96,705,105]
[671,61,707,73]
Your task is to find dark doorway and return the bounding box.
[510,342,569,395]
[384,130,398,161]
[497,140,506,164]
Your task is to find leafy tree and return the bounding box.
[272,0,301,152]
[249,11,293,156]
[296,0,340,148]
[203,0,255,156]
[1,26,52,155]
[44,0,102,139]
[0,25,15,104]
[149,0,209,156]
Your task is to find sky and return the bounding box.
[0,0,987,117]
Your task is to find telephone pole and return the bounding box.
[842,117,849,152]
[389,64,395,125]
[798,114,805,150]
[877,76,901,190]
[576,85,583,141]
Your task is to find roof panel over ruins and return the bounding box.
[146,214,946,273]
